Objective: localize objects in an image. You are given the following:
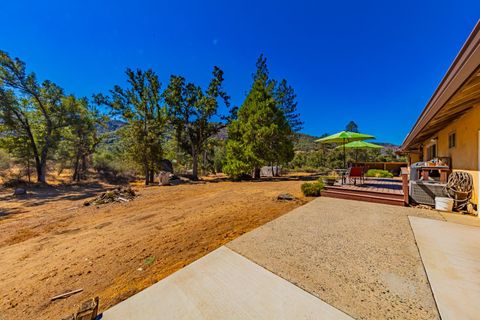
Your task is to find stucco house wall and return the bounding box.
[421,105,480,204]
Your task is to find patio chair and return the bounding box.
[347,167,364,185]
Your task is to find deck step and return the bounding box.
[322,187,405,206]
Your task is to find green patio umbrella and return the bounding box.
[335,140,383,162]
[316,131,376,168]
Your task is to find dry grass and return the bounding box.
[0,177,311,319]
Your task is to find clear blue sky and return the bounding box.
[1,1,479,144]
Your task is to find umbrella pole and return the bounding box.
[343,139,346,169]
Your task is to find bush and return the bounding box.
[365,169,394,178]
[93,151,136,182]
[301,180,324,197]
[0,149,10,172]
[317,178,325,189]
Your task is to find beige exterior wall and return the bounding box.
[421,105,480,205]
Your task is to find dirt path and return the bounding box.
[0,179,309,319]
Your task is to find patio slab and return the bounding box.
[101,246,352,320]
[227,197,442,319]
[409,216,480,320]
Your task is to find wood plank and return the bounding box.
[321,190,404,206]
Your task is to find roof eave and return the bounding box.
[401,20,480,151]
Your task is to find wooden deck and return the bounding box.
[322,178,405,206]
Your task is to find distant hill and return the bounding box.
[98,123,401,153]
[97,119,125,134]
[107,119,125,131]
[375,142,401,153]
[294,133,320,151]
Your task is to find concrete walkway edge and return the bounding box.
[409,216,480,320]
[102,246,353,319]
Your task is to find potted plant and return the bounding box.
[322,175,337,186]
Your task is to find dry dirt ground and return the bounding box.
[0,178,309,319]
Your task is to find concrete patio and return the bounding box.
[228,197,442,319]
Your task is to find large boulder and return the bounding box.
[160,159,174,173]
[260,166,282,177]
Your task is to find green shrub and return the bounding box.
[317,178,325,189]
[321,175,338,181]
[365,169,394,178]
[0,149,11,171]
[301,181,323,197]
[93,151,136,181]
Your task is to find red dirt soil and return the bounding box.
[0,178,310,319]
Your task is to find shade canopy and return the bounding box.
[316,131,375,144]
[316,130,376,169]
[335,140,383,150]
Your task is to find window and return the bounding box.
[448,132,456,148]
[426,143,437,160]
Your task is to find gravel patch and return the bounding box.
[227,197,443,320]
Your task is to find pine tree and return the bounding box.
[346,121,359,132]
[275,79,303,132]
[224,55,294,178]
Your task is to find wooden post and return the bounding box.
[62,297,99,320]
[440,169,450,183]
[76,297,99,320]
[401,167,409,206]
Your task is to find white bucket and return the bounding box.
[435,197,454,212]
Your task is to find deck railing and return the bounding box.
[401,167,409,206]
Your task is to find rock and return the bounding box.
[160,159,174,173]
[158,171,174,186]
[261,166,282,177]
[277,193,295,201]
[13,188,27,196]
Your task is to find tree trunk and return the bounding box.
[72,155,80,182]
[202,150,207,176]
[149,170,155,184]
[145,167,150,185]
[81,154,87,180]
[37,126,54,184]
[38,159,47,184]
[27,159,31,183]
[192,147,198,180]
[252,167,261,179]
[24,125,44,183]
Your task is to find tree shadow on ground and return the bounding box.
[0,182,114,209]
[0,207,27,220]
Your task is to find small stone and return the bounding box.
[277,193,295,201]
[13,188,27,196]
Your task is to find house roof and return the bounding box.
[401,20,480,151]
